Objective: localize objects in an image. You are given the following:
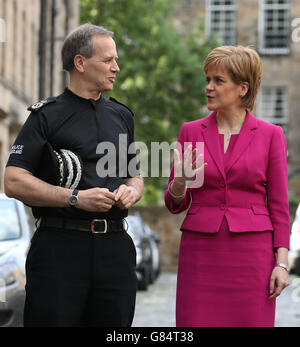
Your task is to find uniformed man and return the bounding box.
[4,23,143,327]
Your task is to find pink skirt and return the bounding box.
[176,217,276,327]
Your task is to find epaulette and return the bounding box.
[109,97,134,117]
[28,97,56,112]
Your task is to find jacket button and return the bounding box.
[220,204,226,210]
[220,181,225,188]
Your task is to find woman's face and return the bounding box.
[205,67,245,112]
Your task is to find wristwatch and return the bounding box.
[69,189,79,207]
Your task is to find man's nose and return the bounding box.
[112,60,120,73]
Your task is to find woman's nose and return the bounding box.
[206,82,214,91]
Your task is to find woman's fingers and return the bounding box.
[174,145,207,181]
[194,162,208,175]
[174,148,181,164]
[268,268,290,299]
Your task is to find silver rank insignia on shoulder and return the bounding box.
[28,97,56,112]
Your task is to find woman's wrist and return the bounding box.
[275,263,289,272]
[275,247,289,266]
[168,179,187,199]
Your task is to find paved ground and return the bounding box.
[132,273,177,327]
[132,272,300,327]
[275,275,300,327]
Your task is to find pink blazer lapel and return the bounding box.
[201,112,225,180]
[201,111,258,178]
[225,111,257,175]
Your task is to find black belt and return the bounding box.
[38,216,125,234]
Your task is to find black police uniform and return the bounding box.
[6,88,139,327]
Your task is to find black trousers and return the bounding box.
[24,226,137,327]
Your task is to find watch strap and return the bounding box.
[69,189,79,207]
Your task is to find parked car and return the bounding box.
[289,203,300,276]
[0,195,161,326]
[0,193,33,327]
[126,214,161,290]
[143,223,161,283]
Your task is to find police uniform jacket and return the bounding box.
[6,88,139,221]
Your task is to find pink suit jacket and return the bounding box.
[165,111,290,249]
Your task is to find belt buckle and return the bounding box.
[91,219,107,234]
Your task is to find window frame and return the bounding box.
[258,0,291,55]
[256,86,288,135]
[205,0,237,45]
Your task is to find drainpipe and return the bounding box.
[63,0,70,88]
[39,0,47,99]
[50,0,56,96]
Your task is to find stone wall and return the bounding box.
[0,0,79,190]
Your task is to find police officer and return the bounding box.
[4,23,143,327]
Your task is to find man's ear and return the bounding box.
[73,54,86,73]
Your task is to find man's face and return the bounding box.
[83,35,120,93]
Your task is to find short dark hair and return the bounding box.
[61,23,114,72]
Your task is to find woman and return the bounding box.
[165,46,290,327]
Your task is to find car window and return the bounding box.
[0,200,21,241]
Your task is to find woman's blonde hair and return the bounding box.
[203,45,262,111]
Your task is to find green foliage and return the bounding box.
[137,183,163,206]
[80,0,218,205]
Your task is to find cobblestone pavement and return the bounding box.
[132,272,300,327]
[132,273,176,327]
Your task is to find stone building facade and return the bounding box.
[0,0,79,190]
[173,0,300,200]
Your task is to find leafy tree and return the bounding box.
[80,0,218,204]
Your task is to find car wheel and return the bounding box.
[138,267,150,291]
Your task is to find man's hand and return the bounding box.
[77,188,116,212]
[113,184,139,210]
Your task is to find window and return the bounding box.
[259,0,290,55]
[257,87,288,134]
[206,0,237,45]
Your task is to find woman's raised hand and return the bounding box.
[174,144,207,185]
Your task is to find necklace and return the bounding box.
[216,111,246,135]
